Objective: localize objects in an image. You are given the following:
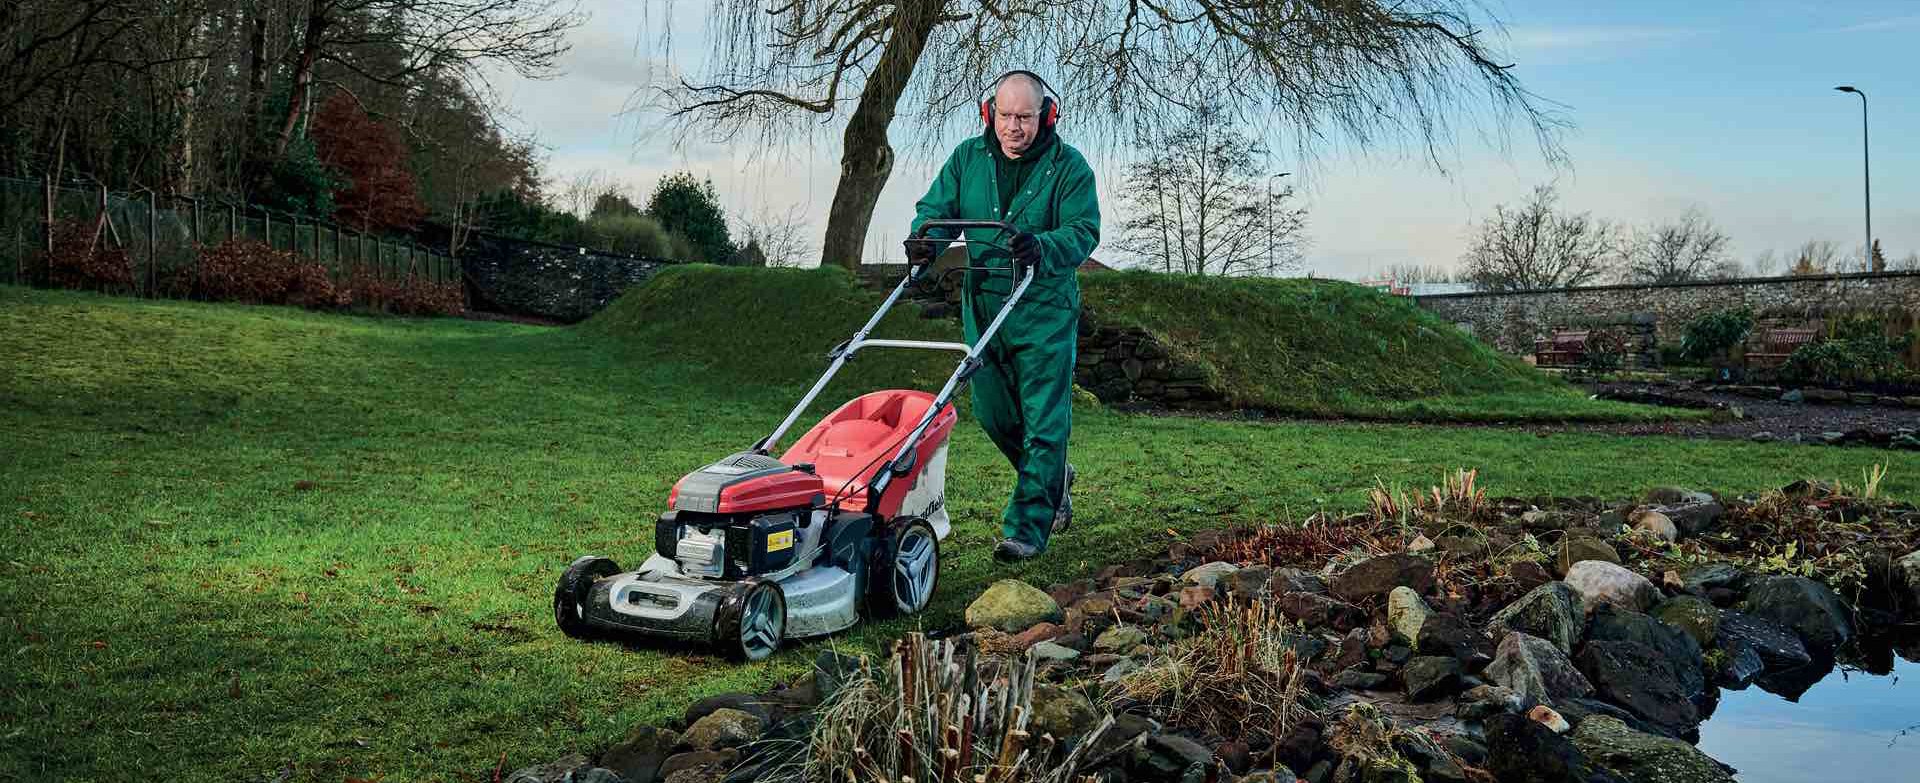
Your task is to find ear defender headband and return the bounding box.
[980,70,1060,129]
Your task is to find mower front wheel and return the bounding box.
[554,555,620,640]
[868,517,940,619]
[718,578,787,662]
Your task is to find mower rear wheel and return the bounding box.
[720,579,787,662]
[868,518,940,619]
[554,555,620,639]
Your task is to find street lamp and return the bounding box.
[1267,172,1292,274]
[1835,85,1871,268]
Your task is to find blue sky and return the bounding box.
[491,0,1919,278]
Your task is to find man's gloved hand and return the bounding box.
[905,239,939,265]
[1011,231,1044,271]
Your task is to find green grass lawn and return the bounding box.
[2,284,1914,783]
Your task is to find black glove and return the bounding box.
[905,238,939,264]
[1011,231,1043,269]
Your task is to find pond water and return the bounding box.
[1695,654,1920,782]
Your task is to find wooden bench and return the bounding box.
[1746,327,1818,370]
[1534,330,1593,367]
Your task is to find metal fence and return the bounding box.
[0,175,458,295]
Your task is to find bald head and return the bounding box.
[991,72,1049,158]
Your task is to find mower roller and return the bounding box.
[554,220,1035,660]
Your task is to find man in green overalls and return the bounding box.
[908,70,1100,563]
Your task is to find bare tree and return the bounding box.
[1114,107,1307,275]
[1791,240,1840,274]
[1460,184,1620,291]
[1622,207,1732,284]
[653,0,1569,270]
[1750,248,1780,277]
[1897,251,1920,272]
[1383,263,1461,284]
[735,203,813,267]
[555,169,625,220]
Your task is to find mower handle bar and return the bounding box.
[752,220,1040,503]
[903,219,1028,283]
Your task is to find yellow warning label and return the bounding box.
[767,530,793,552]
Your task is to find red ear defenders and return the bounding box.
[980,69,1060,129]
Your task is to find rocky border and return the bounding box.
[503,484,1920,783]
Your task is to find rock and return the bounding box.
[1644,487,1713,506]
[1658,503,1725,537]
[1094,624,1148,653]
[1436,531,1494,558]
[1484,713,1617,783]
[1630,511,1678,543]
[1182,561,1239,589]
[966,579,1064,633]
[1334,670,1391,690]
[1269,567,1329,595]
[1416,613,1488,665]
[1177,584,1216,611]
[1529,704,1570,733]
[1330,627,1369,672]
[1570,716,1736,783]
[1217,739,1254,775]
[1274,591,1368,632]
[1715,610,1812,672]
[1142,733,1213,778]
[808,651,865,707]
[1031,641,1080,661]
[1555,539,1622,578]
[1653,596,1720,648]
[1749,431,1775,442]
[1408,534,1435,552]
[1488,582,1584,655]
[1486,631,1594,706]
[1387,586,1432,646]
[1681,564,1746,596]
[1005,622,1059,650]
[1331,554,1435,604]
[568,769,624,783]
[1741,575,1854,657]
[657,751,738,783]
[505,754,591,783]
[601,726,678,783]
[1897,550,1920,612]
[1101,657,1142,683]
[1239,769,1300,783]
[1030,685,1100,746]
[683,709,764,752]
[1574,641,1698,735]
[1586,605,1706,700]
[1509,561,1553,591]
[1403,655,1464,701]
[1779,389,1803,403]
[1226,565,1273,599]
[1565,561,1659,614]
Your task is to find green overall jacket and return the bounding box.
[909,133,1100,550]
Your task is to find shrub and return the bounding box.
[1781,337,1913,388]
[36,219,135,292]
[588,212,695,259]
[173,238,459,316]
[1680,308,1753,362]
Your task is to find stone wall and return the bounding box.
[459,234,672,322]
[1073,320,1226,408]
[1415,271,1920,360]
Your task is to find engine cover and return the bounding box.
[669,452,823,515]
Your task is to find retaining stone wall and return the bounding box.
[1415,272,1920,360]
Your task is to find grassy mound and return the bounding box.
[1078,271,1661,421]
[587,266,1674,422]
[581,264,962,403]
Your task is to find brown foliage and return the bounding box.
[314,93,427,233]
[171,238,461,316]
[37,218,134,292]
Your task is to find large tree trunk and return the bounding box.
[273,3,331,158]
[818,0,943,271]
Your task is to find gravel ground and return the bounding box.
[1558,382,1920,442]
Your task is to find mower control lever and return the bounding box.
[906,219,1028,282]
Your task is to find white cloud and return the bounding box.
[1830,14,1920,33]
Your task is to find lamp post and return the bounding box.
[1267,172,1291,274]
[1834,85,1871,268]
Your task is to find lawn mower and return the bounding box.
[553,220,1035,660]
